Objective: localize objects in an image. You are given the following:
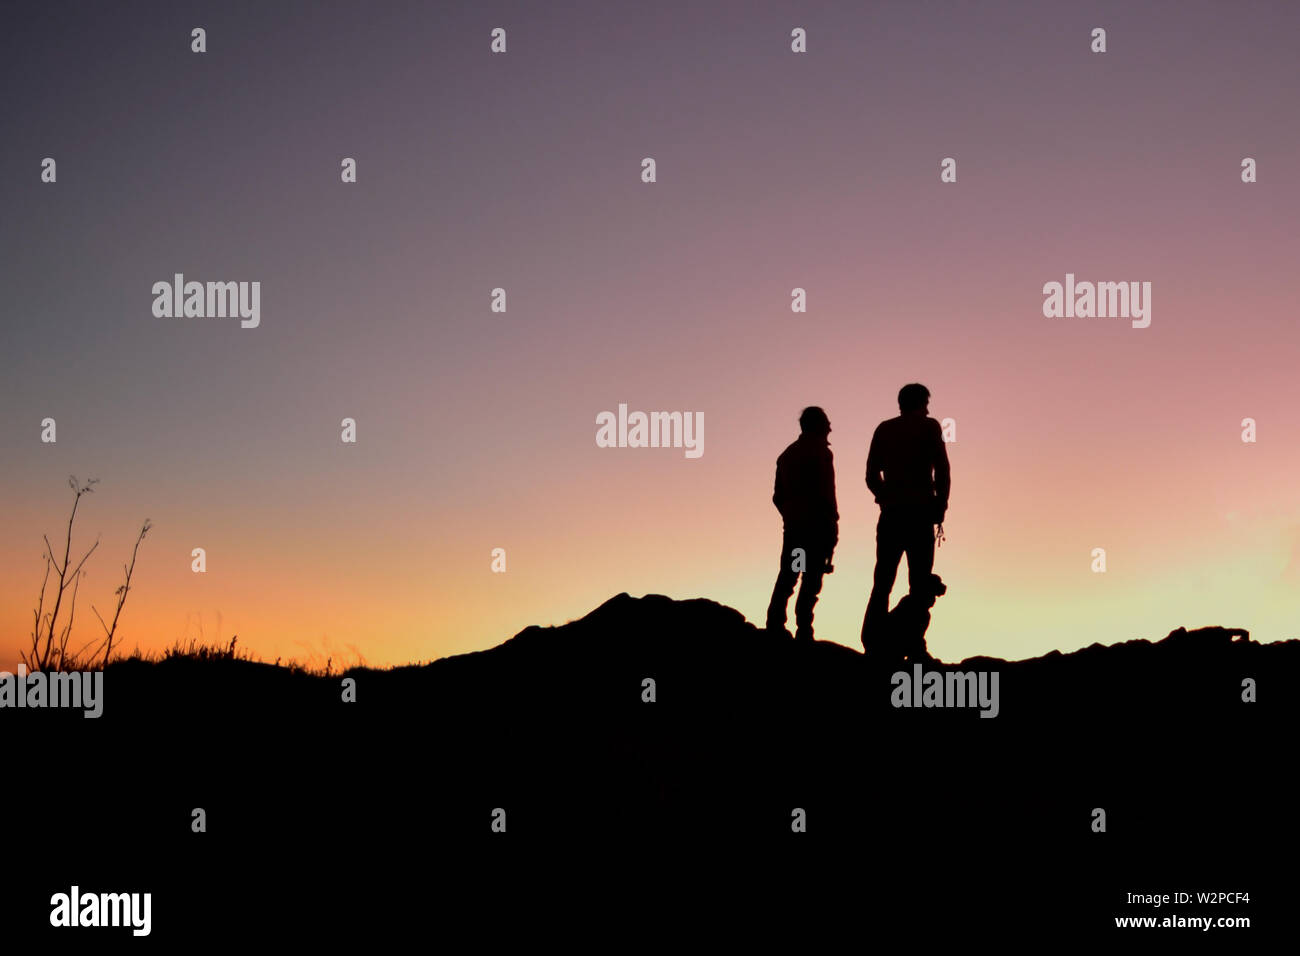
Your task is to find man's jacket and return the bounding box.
[865,415,951,517]
[773,435,839,538]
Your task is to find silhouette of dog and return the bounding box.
[884,573,946,663]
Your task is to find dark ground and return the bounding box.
[8,593,1293,944]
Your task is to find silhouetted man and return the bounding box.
[766,407,838,642]
[861,384,950,653]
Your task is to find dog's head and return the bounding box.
[902,574,946,611]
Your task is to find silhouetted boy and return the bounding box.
[766,407,838,642]
[883,573,946,664]
[861,384,950,652]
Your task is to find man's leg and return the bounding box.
[766,531,800,631]
[862,511,905,650]
[793,546,827,641]
[903,510,936,596]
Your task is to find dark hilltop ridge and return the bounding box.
[73,592,1295,829]
[98,590,1297,728]
[19,593,1294,938]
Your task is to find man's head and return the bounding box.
[799,406,831,437]
[898,383,930,415]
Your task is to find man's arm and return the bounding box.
[933,420,951,519]
[824,449,839,522]
[865,427,885,503]
[818,447,837,567]
[823,448,839,547]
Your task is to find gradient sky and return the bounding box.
[3,0,1299,672]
